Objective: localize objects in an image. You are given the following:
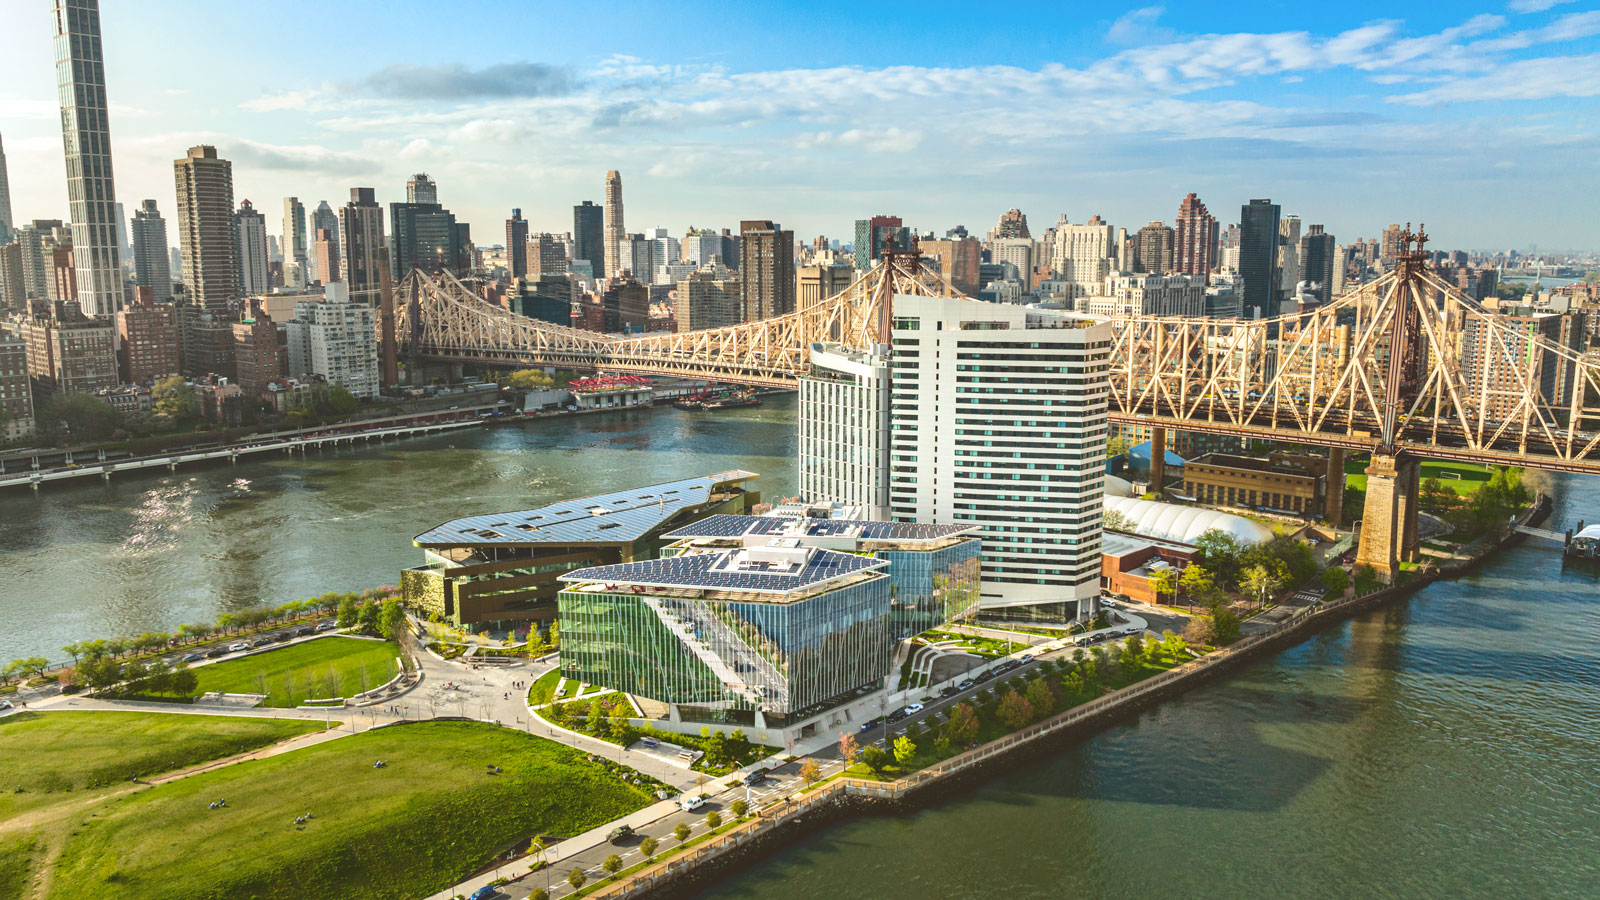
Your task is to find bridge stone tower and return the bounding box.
[1354,226,1430,583]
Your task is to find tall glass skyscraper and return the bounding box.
[52,0,124,317]
[1239,199,1281,319]
[0,133,13,244]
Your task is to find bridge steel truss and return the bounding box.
[395,253,943,390]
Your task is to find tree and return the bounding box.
[1178,564,1214,607]
[38,393,123,443]
[336,598,357,629]
[1024,677,1055,717]
[152,376,200,422]
[1103,508,1134,532]
[1420,476,1456,512]
[892,735,917,766]
[944,702,979,744]
[1211,607,1242,645]
[567,869,586,890]
[799,758,822,785]
[673,822,691,843]
[530,891,549,900]
[1146,565,1178,604]
[4,656,50,681]
[504,369,556,391]
[169,662,198,697]
[1193,529,1245,588]
[996,690,1034,729]
[378,598,405,639]
[1320,566,1349,598]
[602,853,623,879]
[608,704,633,743]
[327,385,358,415]
[730,799,748,818]
[640,836,659,859]
[586,697,608,735]
[1241,563,1284,608]
[837,732,859,762]
[60,642,83,664]
[356,601,380,634]
[705,810,722,829]
[859,745,890,772]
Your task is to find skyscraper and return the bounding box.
[283,197,308,288]
[311,201,339,283]
[603,171,624,281]
[989,208,1030,240]
[1174,193,1217,284]
[1134,221,1175,274]
[390,195,462,281]
[236,199,270,296]
[52,0,124,317]
[129,199,171,302]
[406,173,438,205]
[173,146,238,311]
[738,220,795,321]
[1238,199,1281,319]
[313,228,339,285]
[853,215,907,270]
[1277,214,1301,301]
[1380,223,1403,270]
[340,188,385,306]
[573,200,603,280]
[506,209,529,279]
[0,133,12,243]
[1299,224,1336,304]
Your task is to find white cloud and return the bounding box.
[1473,10,1600,50]
[240,89,319,112]
[1390,53,1600,104]
[1107,7,1176,45]
[799,128,924,153]
[1507,0,1575,13]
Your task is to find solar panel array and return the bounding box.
[561,548,886,593]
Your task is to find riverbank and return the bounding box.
[586,494,1554,900]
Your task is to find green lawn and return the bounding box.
[43,721,656,900]
[1345,458,1492,494]
[527,669,562,706]
[193,637,402,707]
[0,711,323,816]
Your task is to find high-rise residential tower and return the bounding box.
[313,228,339,285]
[988,208,1030,240]
[1174,193,1217,284]
[129,199,171,302]
[173,146,238,311]
[0,133,12,243]
[1299,224,1336,304]
[282,197,308,288]
[573,200,603,280]
[738,220,795,321]
[1277,214,1301,303]
[52,0,124,317]
[853,215,908,270]
[406,173,437,205]
[340,187,385,306]
[311,201,338,282]
[1238,199,1281,319]
[1134,221,1175,274]
[236,200,270,296]
[603,170,624,279]
[506,209,529,279]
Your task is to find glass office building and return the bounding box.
[661,513,982,640]
[559,544,893,728]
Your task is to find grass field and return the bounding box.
[0,711,324,816]
[192,637,402,707]
[1345,458,1492,494]
[527,668,562,706]
[42,721,656,900]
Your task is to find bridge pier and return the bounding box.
[1355,453,1421,583]
[1148,427,1167,496]
[1325,447,1345,524]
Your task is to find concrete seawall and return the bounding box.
[582,495,1553,900]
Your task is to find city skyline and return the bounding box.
[0,2,1597,251]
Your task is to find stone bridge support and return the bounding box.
[1355,453,1421,583]
[1149,427,1167,496]
[1325,447,1345,524]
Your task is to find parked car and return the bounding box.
[315,622,336,632]
[228,641,250,652]
[678,795,706,813]
[903,703,925,715]
[205,648,227,659]
[1018,653,1035,662]
[858,718,882,733]
[468,887,500,900]
[1101,598,1119,609]
[957,679,975,691]
[252,637,272,647]
[608,824,634,842]
[182,653,203,663]
[0,699,13,710]
[886,710,908,724]
[940,686,958,697]
[295,626,315,637]
[741,768,768,786]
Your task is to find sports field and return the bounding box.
[192,636,402,707]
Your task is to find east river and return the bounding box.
[4,393,1600,898]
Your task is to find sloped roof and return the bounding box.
[413,471,756,548]
[559,547,886,595]
[663,514,975,543]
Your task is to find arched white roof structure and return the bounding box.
[1103,474,1135,498]
[1104,496,1274,546]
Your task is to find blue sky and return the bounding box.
[2,1,1597,251]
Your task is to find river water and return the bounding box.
[0,397,798,662]
[5,394,1599,899]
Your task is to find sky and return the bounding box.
[2,0,1598,252]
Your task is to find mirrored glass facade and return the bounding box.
[559,575,891,726]
[880,538,983,638]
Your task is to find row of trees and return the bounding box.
[72,655,199,697]
[1421,467,1532,539]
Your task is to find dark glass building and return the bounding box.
[1239,199,1280,319]
[573,200,604,279]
